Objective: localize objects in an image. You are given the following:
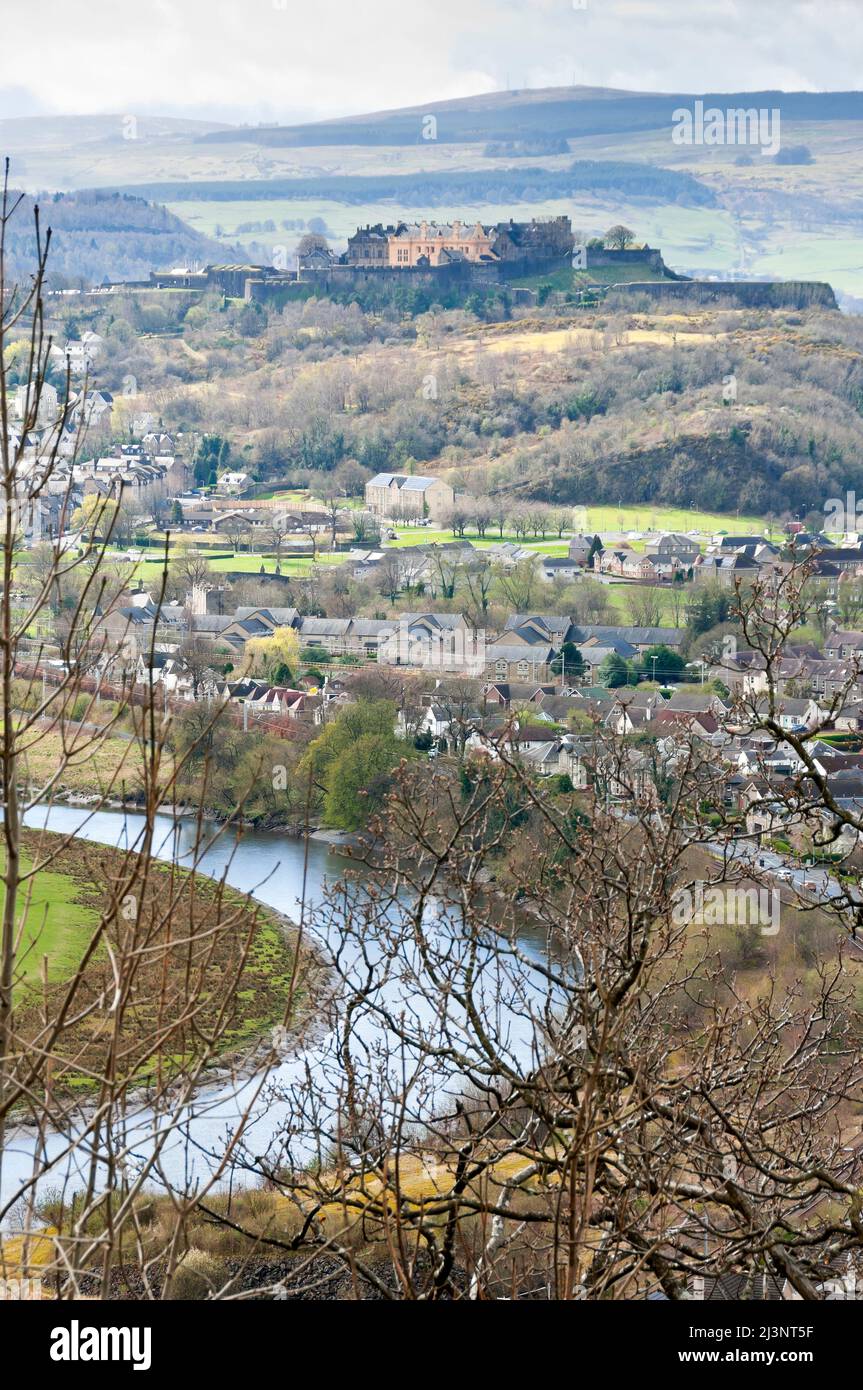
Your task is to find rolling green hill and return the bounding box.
[197,86,863,147]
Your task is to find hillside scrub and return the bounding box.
[66,290,863,518]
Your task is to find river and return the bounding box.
[1,806,553,1213]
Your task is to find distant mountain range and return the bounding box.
[197,85,863,147]
[3,86,863,299]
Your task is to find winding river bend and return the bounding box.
[2,807,551,1212]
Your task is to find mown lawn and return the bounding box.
[0,843,101,994]
[576,505,770,538]
[386,506,769,551]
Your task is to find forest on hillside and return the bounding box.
[121,159,716,208]
[4,189,233,287]
[48,282,863,520]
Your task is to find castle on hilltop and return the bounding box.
[136,216,835,312]
[345,216,574,271]
[143,217,574,303]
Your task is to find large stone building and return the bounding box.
[387,220,497,267]
[490,217,574,264]
[365,472,454,520]
[346,225,398,267]
[346,216,573,272]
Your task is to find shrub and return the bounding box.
[167,1248,224,1300]
[300,645,330,664]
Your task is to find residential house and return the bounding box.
[652,707,722,741]
[539,556,582,582]
[502,613,581,646]
[604,689,659,735]
[216,472,252,496]
[595,547,659,581]
[482,681,555,708]
[14,381,59,426]
[695,552,760,586]
[567,534,597,565]
[579,637,638,675]
[578,625,686,655]
[643,532,701,567]
[378,612,474,671]
[823,630,863,662]
[484,642,557,683]
[662,689,728,717]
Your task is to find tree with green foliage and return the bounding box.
[686,583,734,638]
[598,652,636,688]
[638,644,685,683]
[245,626,301,684]
[300,700,409,829]
[193,434,229,488]
[322,734,404,830]
[551,642,585,679]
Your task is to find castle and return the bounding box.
[139,220,835,312]
[346,216,573,271]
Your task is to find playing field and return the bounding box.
[387,504,770,551]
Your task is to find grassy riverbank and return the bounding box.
[7,827,316,1093]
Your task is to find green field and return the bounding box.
[388,505,770,551]
[1,847,100,994]
[577,505,771,538]
[388,529,568,554]
[111,545,345,579]
[599,582,684,625]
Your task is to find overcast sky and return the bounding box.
[1,0,860,124]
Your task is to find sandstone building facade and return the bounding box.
[365,473,454,520]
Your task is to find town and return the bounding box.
[10,383,863,867]
[3,0,863,1327]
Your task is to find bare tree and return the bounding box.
[627,584,665,628]
[179,634,216,697]
[461,554,495,623]
[0,173,316,1300]
[495,556,538,612]
[198,699,863,1299]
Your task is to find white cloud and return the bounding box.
[0,0,859,123]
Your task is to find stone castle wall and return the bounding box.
[610,279,838,310]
